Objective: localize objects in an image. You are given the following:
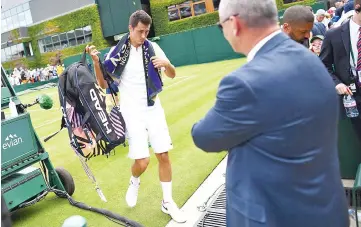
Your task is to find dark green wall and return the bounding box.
[96,0,142,38]
[155,25,241,67]
[64,25,241,68]
[63,47,111,67]
[338,119,361,179]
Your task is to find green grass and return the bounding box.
[10,58,246,227]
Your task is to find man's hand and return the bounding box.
[86,45,100,63]
[151,56,170,69]
[85,45,107,88]
[335,83,353,95]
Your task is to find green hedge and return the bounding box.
[150,0,219,36]
[150,0,318,36]
[3,4,109,69]
[276,0,316,10]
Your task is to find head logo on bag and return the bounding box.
[89,84,112,135]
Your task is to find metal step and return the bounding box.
[195,185,226,227]
[196,211,226,227]
[195,185,359,227]
[345,187,361,208]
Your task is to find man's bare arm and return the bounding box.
[151,56,176,79]
[163,63,176,79]
[86,45,108,89]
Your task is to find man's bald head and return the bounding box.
[282,5,314,44]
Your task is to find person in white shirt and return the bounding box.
[8,75,14,86]
[86,10,186,223]
[315,9,330,29]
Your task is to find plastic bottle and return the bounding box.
[343,95,359,118]
[9,98,18,117]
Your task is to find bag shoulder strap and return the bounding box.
[99,59,118,106]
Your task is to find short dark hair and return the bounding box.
[283,5,315,25]
[129,10,152,28]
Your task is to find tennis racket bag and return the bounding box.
[46,50,126,160]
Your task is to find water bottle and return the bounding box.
[9,98,18,117]
[349,209,361,225]
[343,95,359,118]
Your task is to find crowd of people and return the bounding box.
[282,3,361,140]
[7,64,64,86]
[280,0,357,56]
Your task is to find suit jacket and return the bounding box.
[320,20,353,87]
[312,22,327,36]
[320,20,361,114]
[191,33,349,227]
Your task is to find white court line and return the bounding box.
[34,119,59,129]
[164,76,195,90]
[173,76,189,79]
[28,108,59,113]
[33,76,195,130]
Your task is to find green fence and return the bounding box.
[64,1,327,67]
[338,119,361,179]
[63,48,111,68]
[63,25,241,68]
[154,25,241,67]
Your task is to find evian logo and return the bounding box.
[3,134,23,150]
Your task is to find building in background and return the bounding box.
[0,0,148,69]
[1,0,98,68]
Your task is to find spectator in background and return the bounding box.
[328,6,337,16]
[315,9,330,28]
[316,9,326,22]
[56,64,64,76]
[282,5,314,48]
[344,0,355,13]
[335,1,345,18]
[310,35,324,55]
[8,75,14,86]
[312,20,327,36]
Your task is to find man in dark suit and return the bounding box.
[320,0,361,141]
[191,0,349,226]
[282,5,314,48]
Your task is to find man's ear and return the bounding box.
[282,23,291,33]
[231,16,242,36]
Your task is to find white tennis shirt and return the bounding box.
[107,41,168,111]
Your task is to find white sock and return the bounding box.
[131,176,140,185]
[161,181,173,203]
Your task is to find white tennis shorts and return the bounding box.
[121,105,173,160]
